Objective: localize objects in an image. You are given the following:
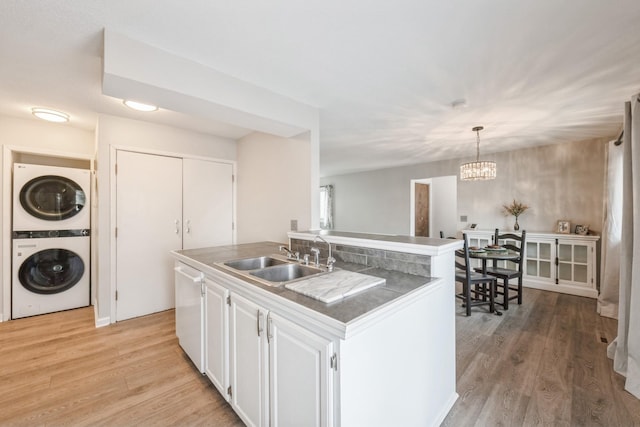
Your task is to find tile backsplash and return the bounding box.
[290,238,431,277]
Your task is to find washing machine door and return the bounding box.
[19,175,86,221]
[18,248,85,294]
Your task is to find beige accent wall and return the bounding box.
[321,137,609,236]
[236,132,311,244]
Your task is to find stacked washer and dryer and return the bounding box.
[12,163,91,319]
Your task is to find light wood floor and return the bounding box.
[0,307,242,426]
[1,289,639,426]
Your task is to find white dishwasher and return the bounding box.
[175,262,205,373]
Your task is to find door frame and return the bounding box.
[108,145,237,324]
[409,178,433,237]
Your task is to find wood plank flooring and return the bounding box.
[0,307,242,426]
[443,287,640,426]
[0,288,638,426]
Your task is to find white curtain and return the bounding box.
[608,94,640,399]
[598,140,623,318]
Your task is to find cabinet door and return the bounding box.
[268,313,334,427]
[116,150,183,321]
[229,293,269,427]
[557,241,593,288]
[205,277,229,397]
[183,159,234,250]
[525,240,553,282]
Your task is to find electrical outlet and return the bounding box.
[290,219,298,231]
[460,215,468,222]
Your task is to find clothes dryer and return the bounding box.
[12,232,90,319]
[13,163,90,231]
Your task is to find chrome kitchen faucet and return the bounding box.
[313,235,335,272]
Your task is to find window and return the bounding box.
[319,185,333,229]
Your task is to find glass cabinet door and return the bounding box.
[525,241,552,280]
[557,242,590,286]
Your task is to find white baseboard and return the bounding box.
[93,303,111,327]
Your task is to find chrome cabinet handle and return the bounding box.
[257,310,264,336]
[267,313,273,342]
[175,219,180,234]
[185,219,191,234]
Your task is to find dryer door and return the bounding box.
[18,248,85,294]
[19,175,87,221]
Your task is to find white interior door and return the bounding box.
[183,158,234,249]
[116,150,183,321]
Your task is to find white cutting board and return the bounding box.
[285,269,385,303]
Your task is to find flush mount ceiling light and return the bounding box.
[460,126,497,181]
[31,108,69,123]
[123,100,158,112]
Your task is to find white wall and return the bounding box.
[95,114,237,323]
[431,176,457,237]
[0,115,94,321]
[321,137,608,236]
[236,131,311,244]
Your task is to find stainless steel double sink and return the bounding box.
[217,255,328,287]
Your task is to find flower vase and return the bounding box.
[513,217,520,231]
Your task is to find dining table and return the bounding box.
[468,247,521,315]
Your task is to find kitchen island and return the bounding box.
[172,233,461,427]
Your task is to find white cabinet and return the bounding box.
[524,235,598,297]
[204,276,229,397]
[467,232,492,249]
[268,312,334,427]
[464,230,599,298]
[227,293,334,427]
[180,268,335,427]
[229,293,270,427]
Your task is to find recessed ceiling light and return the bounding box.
[31,108,69,123]
[123,100,158,112]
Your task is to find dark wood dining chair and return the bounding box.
[455,233,496,316]
[484,228,526,309]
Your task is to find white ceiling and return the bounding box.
[1,0,639,177]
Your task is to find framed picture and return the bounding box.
[557,220,570,234]
[575,224,589,235]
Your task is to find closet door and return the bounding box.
[116,150,183,321]
[183,159,233,250]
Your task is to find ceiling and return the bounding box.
[1,1,639,177]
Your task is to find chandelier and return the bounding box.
[460,126,496,181]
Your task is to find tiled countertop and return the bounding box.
[173,241,440,325]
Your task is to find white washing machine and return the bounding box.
[13,163,91,231]
[12,233,90,319]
